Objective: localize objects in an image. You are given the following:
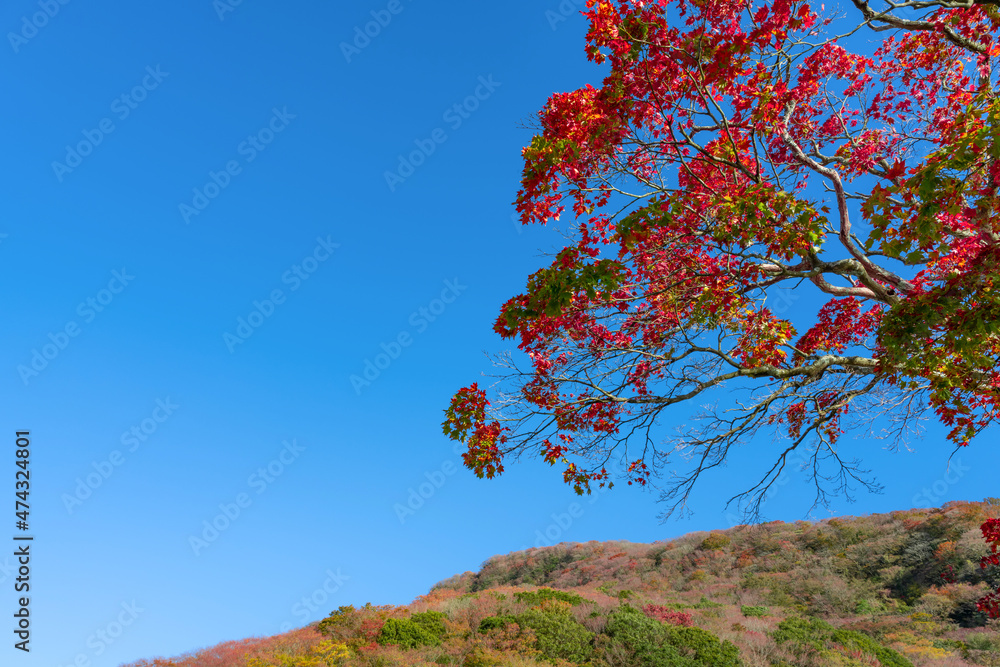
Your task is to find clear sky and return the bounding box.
[0,1,995,666]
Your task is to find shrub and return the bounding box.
[663,625,741,667]
[831,629,914,667]
[376,617,441,649]
[741,606,768,618]
[694,597,723,609]
[412,610,449,641]
[514,606,594,664]
[644,604,695,627]
[855,599,883,615]
[967,634,999,652]
[478,615,516,634]
[604,606,697,667]
[605,605,667,651]
[513,587,584,607]
[931,638,966,655]
[604,606,740,667]
[701,534,731,551]
[772,617,834,653]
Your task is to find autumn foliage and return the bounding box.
[444,0,1000,515]
[978,518,1000,618]
[643,603,696,626]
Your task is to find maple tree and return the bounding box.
[444,0,1000,518]
[979,517,1000,618]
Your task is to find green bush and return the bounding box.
[605,605,668,653]
[411,610,449,641]
[477,615,516,634]
[966,634,999,652]
[604,606,739,667]
[515,606,594,664]
[772,617,834,653]
[693,596,723,609]
[773,618,912,667]
[740,605,768,617]
[642,644,700,667]
[603,606,696,667]
[377,617,441,649]
[663,625,741,667]
[700,533,731,550]
[514,587,584,607]
[831,629,913,667]
[855,599,883,615]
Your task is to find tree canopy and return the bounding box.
[444,0,1000,519]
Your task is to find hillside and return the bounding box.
[126,499,1000,667]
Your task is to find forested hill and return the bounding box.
[127,499,1000,667]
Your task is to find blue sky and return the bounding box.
[0,1,995,666]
